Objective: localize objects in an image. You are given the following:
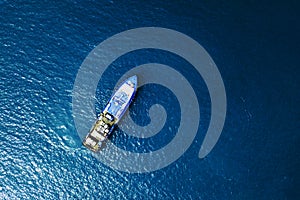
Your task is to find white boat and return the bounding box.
[83,76,137,152]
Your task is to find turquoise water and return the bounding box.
[0,0,299,199]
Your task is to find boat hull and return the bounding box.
[83,76,137,152]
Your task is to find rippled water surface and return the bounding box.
[0,0,299,199]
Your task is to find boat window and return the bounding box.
[107,91,129,116]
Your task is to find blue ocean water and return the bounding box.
[0,0,299,199]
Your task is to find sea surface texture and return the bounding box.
[0,0,299,199]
